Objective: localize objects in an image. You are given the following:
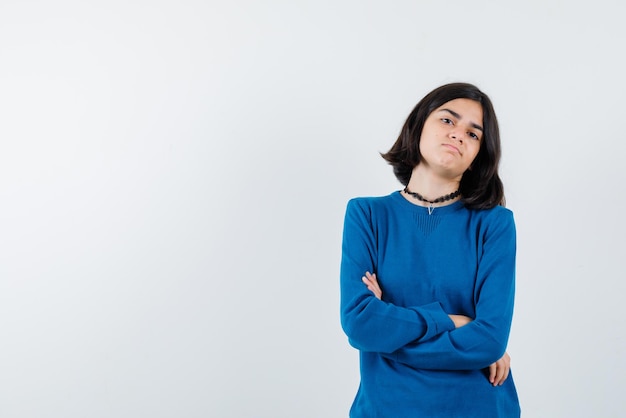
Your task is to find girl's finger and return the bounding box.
[488,363,496,384]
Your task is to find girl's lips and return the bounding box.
[442,143,460,154]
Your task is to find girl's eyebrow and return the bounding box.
[439,108,483,132]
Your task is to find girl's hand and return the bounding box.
[447,314,473,328]
[362,271,382,300]
[488,352,511,386]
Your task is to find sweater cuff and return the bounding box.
[415,302,455,341]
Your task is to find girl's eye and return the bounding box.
[441,118,453,125]
[468,132,480,140]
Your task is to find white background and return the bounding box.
[1,1,624,417]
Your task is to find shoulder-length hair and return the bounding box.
[381,82,505,209]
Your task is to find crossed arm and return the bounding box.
[362,271,511,386]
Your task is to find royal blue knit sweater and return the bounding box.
[340,191,520,417]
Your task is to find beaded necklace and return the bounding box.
[403,186,460,215]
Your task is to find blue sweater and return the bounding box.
[340,191,520,417]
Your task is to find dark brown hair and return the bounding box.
[381,82,504,209]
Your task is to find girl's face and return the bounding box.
[418,98,483,180]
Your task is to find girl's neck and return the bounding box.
[402,166,461,207]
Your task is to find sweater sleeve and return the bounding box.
[340,198,455,354]
[381,209,517,370]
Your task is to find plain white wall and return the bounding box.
[1,1,624,417]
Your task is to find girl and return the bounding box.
[340,82,521,417]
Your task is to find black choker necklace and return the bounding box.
[403,186,460,214]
